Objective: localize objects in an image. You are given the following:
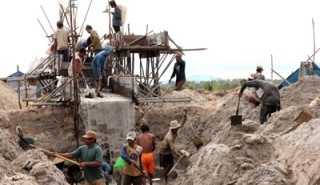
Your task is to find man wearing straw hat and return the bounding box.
[159,110,187,185]
[54,130,105,185]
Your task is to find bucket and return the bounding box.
[66,165,84,182]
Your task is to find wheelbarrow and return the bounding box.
[231,96,242,126]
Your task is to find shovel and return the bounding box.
[132,163,161,182]
[167,150,190,176]
[28,144,81,166]
[231,96,242,126]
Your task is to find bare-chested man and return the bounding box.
[137,124,156,185]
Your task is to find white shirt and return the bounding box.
[68,52,83,77]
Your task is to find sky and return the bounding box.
[1,0,320,81]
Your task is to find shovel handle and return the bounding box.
[236,96,241,115]
[132,163,152,181]
[29,144,80,166]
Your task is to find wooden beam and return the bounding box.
[137,97,192,103]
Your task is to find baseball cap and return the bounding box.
[82,131,97,139]
[126,131,136,141]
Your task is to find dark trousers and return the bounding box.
[175,79,186,91]
[113,26,120,33]
[260,104,278,124]
[123,175,144,185]
[58,49,69,62]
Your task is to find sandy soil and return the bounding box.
[2,76,320,184]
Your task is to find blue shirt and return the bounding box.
[112,6,122,27]
[91,45,113,77]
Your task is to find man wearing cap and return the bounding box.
[54,131,105,185]
[159,110,187,185]
[169,51,186,91]
[120,131,145,185]
[239,80,280,124]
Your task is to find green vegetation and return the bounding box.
[181,79,284,91]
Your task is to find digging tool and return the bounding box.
[280,109,313,136]
[131,163,161,182]
[29,144,80,166]
[185,118,204,149]
[167,150,190,176]
[231,96,242,125]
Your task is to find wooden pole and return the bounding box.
[24,75,28,107]
[271,68,291,85]
[37,18,52,43]
[108,0,112,35]
[40,5,55,33]
[17,65,22,109]
[271,54,273,80]
[70,0,79,147]
[311,18,315,75]
[128,23,130,35]
[79,0,92,36]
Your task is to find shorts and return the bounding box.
[159,153,174,168]
[141,153,155,175]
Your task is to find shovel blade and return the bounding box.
[231,115,242,125]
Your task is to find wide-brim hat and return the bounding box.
[82,131,97,139]
[169,120,181,130]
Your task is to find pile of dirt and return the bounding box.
[0,128,69,184]
[0,105,85,184]
[0,81,25,110]
[1,76,320,185]
[166,76,320,185]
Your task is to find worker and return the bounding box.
[101,161,112,185]
[52,21,70,62]
[254,65,265,80]
[244,74,264,106]
[239,80,281,124]
[91,42,114,98]
[53,130,105,185]
[169,51,186,91]
[68,47,86,80]
[109,0,122,34]
[136,124,156,185]
[85,25,103,56]
[112,156,125,185]
[120,131,145,185]
[159,109,187,185]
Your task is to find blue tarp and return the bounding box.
[278,63,320,89]
[8,71,24,78]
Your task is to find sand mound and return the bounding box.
[0,81,25,110]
